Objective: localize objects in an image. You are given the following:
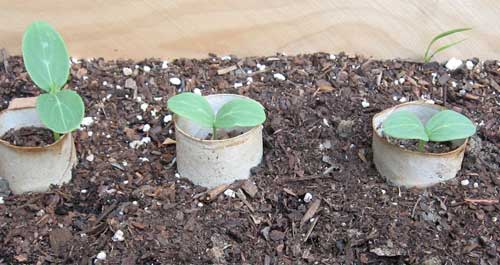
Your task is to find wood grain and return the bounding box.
[0,0,498,60]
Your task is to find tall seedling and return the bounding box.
[22,21,84,140]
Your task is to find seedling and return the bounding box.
[382,109,476,152]
[167,93,265,140]
[423,28,472,63]
[22,21,84,140]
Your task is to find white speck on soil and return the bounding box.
[161,61,168,69]
[123,67,133,76]
[169,77,181,85]
[81,117,94,127]
[0,197,4,204]
[86,154,95,162]
[81,189,87,194]
[451,81,457,87]
[234,82,243,88]
[256,63,266,71]
[139,157,149,162]
[322,118,330,127]
[221,55,231,61]
[96,251,106,260]
[140,103,149,112]
[361,99,370,108]
[193,88,202,95]
[112,230,125,242]
[143,65,151,73]
[224,189,236,198]
[445,58,463,71]
[175,173,180,178]
[136,97,142,103]
[132,201,138,206]
[163,115,172,124]
[399,97,408,103]
[304,193,313,203]
[102,81,108,86]
[246,77,253,84]
[142,124,151,132]
[273,73,286,81]
[461,179,470,186]
[129,137,151,149]
[329,54,336,60]
[154,97,163,101]
[197,202,204,207]
[392,96,399,101]
[399,77,405,84]
[493,217,497,222]
[137,115,143,121]
[466,60,474,70]
[473,182,479,188]
[150,109,158,118]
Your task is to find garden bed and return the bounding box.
[0,53,498,264]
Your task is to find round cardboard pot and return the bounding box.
[0,98,77,194]
[372,101,468,188]
[174,94,263,188]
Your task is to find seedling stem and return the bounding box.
[212,126,217,140]
[418,140,425,152]
[53,131,61,141]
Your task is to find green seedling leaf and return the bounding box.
[214,98,266,128]
[167,93,215,128]
[36,90,85,134]
[425,110,476,142]
[382,110,429,141]
[423,27,471,62]
[22,21,70,93]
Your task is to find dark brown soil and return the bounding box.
[205,129,245,140]
[386,137,455,153]
[0,53,499,265]
[1,126,55,147]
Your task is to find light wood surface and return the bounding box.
[0,0,498,60]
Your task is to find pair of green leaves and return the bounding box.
[167,93,266,136]
[382,109,476,143]
[423,28,471,63]
[22,21,84,134]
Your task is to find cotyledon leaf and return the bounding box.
[382,110,429,141]
[167,93,215,128]
[214,98,266,129]
[22,21,70,92]
[425,110,476,142]
[36,90,85,134]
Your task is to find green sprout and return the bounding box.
[167,93,266,140]
[22,21,84,140]
[423,28,472,63]
[382,109,476,152]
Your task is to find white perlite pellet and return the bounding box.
[112,230,125,242]
[273,73,286,81]
[169,77,181,85]
[445,58,462,71]
[123,67,133,76]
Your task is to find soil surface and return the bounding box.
[206,129,245,140]
[1,126,56,147]
[0,53,499,265]
[386,137,456,153]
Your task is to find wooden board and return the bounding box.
[0,0,498,60]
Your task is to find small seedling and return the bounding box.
[382,109,476,152]
[167,93,265,140]
[423,28,472,63]
[22,21,84,140]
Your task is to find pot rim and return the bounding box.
[173,93,264,143]
[0,106,69,151]
[372,101,468,157]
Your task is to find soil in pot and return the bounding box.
[385,136,455,153]
[204,129,244,140]
[1,126,55,147]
